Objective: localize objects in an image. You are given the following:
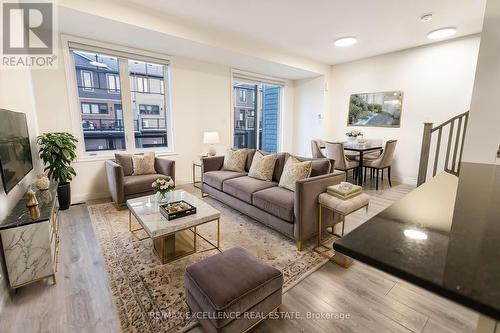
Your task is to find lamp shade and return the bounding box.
[203,131,220,145]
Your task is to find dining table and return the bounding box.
[343,141,383,186]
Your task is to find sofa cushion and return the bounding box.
[185,247,283,329]
[295,155,331,177]
[248,151,277,181]
[223,176,277,204]
[222,149,248,172]
[203,170,247,191]
[123,174,162,195]
[253,187,294,222]
[278,156,312,192]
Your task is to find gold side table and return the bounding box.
[192,161,202,190]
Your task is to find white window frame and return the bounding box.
[81,70,93,91]
[106,73,120,93]
[61,35,175,159]
[230,69,285,152]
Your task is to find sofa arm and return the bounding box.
[293,170,346,241]
[105,160,125,204]
[201,156,224,173]
[155,158,175,183]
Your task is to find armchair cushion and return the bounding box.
[115,153,134,176]
[132,152,156,175]
[124,174,162,195]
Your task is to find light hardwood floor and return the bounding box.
[0,181,478,333]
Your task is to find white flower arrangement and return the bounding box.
[152,176,175,196]
[346,130,363,137]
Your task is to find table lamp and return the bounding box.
[203,131,220,156]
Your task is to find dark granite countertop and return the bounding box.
[0,182,58,231]
[333,162,500,319]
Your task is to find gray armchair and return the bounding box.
[105,155,175,204]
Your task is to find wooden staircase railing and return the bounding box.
[417,111,469,186]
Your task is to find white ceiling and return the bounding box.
[58,7,320,80]
[124,0,486,65]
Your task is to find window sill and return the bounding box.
[76,151,178,163]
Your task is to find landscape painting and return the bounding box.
[348,91,403,127]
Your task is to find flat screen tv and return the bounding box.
[0,109,33,194]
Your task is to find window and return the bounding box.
[136,76,149,93]
[239,89,246,102]
[107,74,120,93]
[81,70,93,90]
[139,104,160,115]
[81,102,108,114]
[70,47,172,154]
[232,77,283,153]
[128,59,169,149]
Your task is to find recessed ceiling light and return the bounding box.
[334,37,357,47]
[427,27,457,40]
[420,14,433,22]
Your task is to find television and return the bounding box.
[0,109,33,194]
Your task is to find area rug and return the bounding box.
[87,192,330,333]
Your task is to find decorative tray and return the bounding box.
[159,200,197,221]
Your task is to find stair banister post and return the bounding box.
[417,122,434,186]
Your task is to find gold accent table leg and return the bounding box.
[318,205,322,246]
[296,240,303,251]
[129,210,131,232]
[194,226,197,250]
[341,214,345,237]
[217,218,220,249]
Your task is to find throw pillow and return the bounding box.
[278,156,312,192]
[132,152,156,175]
[222,149,248,172]
[248,151,277,181]
[115,153,134,176]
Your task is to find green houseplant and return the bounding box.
[37,132,78,210]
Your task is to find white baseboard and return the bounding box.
[71,178,195,203]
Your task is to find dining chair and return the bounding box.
[311,139,336,172]
[325,141,359,181]
[311,139,326,158]
[364,140,397,190]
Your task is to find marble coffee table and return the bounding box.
[126,189,221,264]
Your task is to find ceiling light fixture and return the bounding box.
[427,27,457,40]
[334,36,357,47]
[420,14,433,22]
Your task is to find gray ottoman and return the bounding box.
[185,247,283,333]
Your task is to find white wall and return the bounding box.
[325,36,480,184]
[462,1,500,165]
[0,68,41,312]
[293,75,328,156]
[32,41,297,202]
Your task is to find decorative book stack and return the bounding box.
[327,182,363,200]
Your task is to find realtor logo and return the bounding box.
[1,1,57,68]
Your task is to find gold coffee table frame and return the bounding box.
[129,210,221,264]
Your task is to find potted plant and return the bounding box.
[37,132,78,210]
[346,130,363,142]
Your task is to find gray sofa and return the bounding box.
[105,155,175,204]
[201,150,345,250]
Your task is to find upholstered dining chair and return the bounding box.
[311,139,326,158]
[364,139,397,190]
[325,141,359,181]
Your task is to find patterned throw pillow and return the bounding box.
[132,152,156,175]
[222,149,248,172]
[248,151,277,181]
[278,156,312,192]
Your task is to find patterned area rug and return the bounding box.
[87,193,330,333]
